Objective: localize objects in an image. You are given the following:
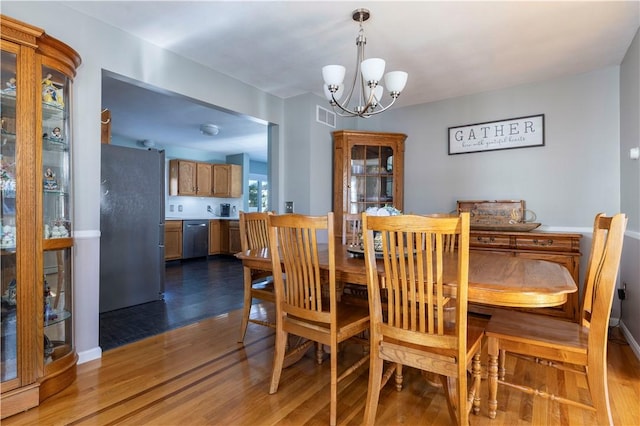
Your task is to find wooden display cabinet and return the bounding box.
[332,130,406,241]
[212,164,242,198]
[1,15,81,418]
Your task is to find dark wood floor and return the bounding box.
[99,255,244,351]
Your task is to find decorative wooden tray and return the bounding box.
[457,200,539,231]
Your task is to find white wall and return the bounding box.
[356,68,621,226]
[619,27,640,356]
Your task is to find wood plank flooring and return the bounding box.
[4,305,639,426]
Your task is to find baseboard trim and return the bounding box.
[77,346,102,364]
[613,319,640,361]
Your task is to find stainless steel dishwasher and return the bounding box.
[182,220,209,259]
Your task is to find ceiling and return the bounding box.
[70,1,639,162]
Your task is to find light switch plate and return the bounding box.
[285,201,294,214]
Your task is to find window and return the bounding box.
[248,178,269,212]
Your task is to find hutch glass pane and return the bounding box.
[42,66,71,239]
[43,248,72,364]
[1,49,17,383]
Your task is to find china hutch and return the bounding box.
[332,130,406,240]
[1,15,81,418]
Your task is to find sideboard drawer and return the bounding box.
[470,234,511,249]
[516,236,576,252]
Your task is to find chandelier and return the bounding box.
[322,8,408,118]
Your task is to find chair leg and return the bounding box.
[363,351,384,425]
[330,342,338,426]
[587,355,614,426]
[269,328,288,394]
[395,363,403,391]
[498,348,506,380]
[471,352,482,415]
[238,270,253,343]
[440,375,459,425]
[487,336,499,419]
[316,342,324,365]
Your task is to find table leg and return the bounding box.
[488,336,499,419]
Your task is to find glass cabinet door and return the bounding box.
[41,64,72,366]
[348,145,395,214]
[1,49,18,384]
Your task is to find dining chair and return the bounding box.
[485,213,627,425]
[267,212,370,426]
[238,210,275,342]
[362,212,484,426]
[342,212,362,246]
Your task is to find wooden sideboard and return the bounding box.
[469,229,582,321]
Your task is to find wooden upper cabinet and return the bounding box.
[212,164,242,198]
[196,163,212,196]
[169,159,196,196]
[169,160,212,196]
[332,130,406,241]
[170,160,240,197]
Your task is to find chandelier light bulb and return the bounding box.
[360,58,386,83]
[322,65,346,86]
[385,71,408,94]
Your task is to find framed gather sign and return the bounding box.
[448,114,545,155]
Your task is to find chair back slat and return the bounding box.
[239,211,272,252]
[364,213,470,352]
[578,213,627,350]
[269,213,335,323]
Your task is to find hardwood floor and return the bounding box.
[4,304,639,425]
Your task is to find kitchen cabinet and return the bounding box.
[228,220,241,254]
[468,229,582,321]
[208,220,222,255]
[212,164,242,198]
[1,15,81,418]
[208,219,240,255]
[332,130,406,242]
[164,220,182,260]
[168,160,212,196]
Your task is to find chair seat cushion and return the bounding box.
[486,310,588,354]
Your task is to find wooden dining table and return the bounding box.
[236,244,577,309]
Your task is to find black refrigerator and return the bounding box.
[99,145,165,313]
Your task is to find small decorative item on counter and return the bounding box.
[44,167,58,190]
[51,126,63,141]
[365,205,402,216]
[1,278,16,307]
[44,279,57,322]
[49,219,70,238]
[41,73,64,107]
[2,77,16,95]
[1,224,16,247]
[44,335,54,359]
[0,163,16,193]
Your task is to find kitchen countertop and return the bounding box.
[166,217,239,221]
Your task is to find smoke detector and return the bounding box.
[141,139,156,148]
[200,123,219,136]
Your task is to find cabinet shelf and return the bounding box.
[44,309,71,327]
